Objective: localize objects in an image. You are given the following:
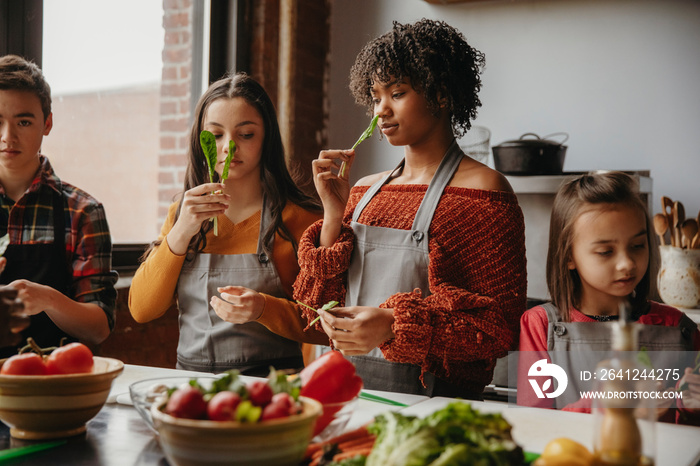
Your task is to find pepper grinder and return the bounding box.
[592,303,656,466]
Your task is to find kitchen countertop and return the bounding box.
[1,364,699,465]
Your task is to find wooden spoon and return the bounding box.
[673,201,685,248]
[653,213,669,246]
[692,232,700,250]
[681,218,698,249]
[661,197,675,246]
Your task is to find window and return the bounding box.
[41,0,164,244]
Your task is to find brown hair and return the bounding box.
[142,72,320,261]
[546,171,653,321]
[0,55,52,121]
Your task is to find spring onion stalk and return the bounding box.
[339,115,379,178]
[296,300,339,327]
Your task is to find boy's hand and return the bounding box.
[0,285,29,347]
[6,280,57,316]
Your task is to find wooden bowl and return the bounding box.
[151,396,322,466]
[0,356,124,439]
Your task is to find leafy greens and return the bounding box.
[361,402,524,466]
[199,131,236,235]
[296,300,339,328]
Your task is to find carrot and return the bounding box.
[332,448,373,462]
[337,436,376,451]
[305,424,371,458]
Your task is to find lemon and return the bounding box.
[535,437,594,466]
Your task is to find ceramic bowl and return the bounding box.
[151,396,322,466]
[312,395,359,442]
[0,356,124,439]
[129,376,218,433]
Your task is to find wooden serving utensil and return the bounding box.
[653,213,669,246]
[673,201,685,248]
[661,197,675,247]
[681,218,698,249]
[692,232,700,250]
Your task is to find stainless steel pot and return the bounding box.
[492,133,568,176]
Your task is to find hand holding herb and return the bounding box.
[339,115,379,178]
[297,300,339,328]
[200,131,236,236]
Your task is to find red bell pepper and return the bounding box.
[299,350,363,436]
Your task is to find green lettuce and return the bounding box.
[199,131,235,236]
[362,402,524,466]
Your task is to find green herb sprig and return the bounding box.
[199,131,236,235]
[296,300,339,328]
[339,115,379,178]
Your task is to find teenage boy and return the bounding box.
[0,55,117,357]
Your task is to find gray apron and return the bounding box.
[176,199,303,375]
[543,303,697,408]
[345,141,479,398]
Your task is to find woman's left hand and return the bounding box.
[211,286,265,323]
[317,306,395,355]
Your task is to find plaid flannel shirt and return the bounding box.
[0,156,117,330]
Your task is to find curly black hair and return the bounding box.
[348,19,485,138]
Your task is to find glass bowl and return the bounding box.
[312,395,359,443]
[129,376,218,433]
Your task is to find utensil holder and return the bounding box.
[657,245,700,309]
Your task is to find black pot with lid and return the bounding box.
[492,132,568,176]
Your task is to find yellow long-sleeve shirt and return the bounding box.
[128,201,328,345]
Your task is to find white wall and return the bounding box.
[327,0,700,219]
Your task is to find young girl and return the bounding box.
[129,73,326,375]
[518,171,700,424]
[293,19,527,398]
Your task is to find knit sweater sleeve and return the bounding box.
[293,190,364,321]
[128,203,184,323]
[379,190,527,374]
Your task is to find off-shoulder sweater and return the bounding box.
[293,184,528,393]
[129,201,329,346]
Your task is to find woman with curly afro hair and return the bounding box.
[293,19,527,398]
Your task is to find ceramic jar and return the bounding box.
[657,245,700,309]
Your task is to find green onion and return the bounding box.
[340,115,379,178]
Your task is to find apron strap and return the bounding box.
[411,140,464,235]
[351,160,404,223]
[255,194,273,264]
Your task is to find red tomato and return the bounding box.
[207,391,241,421]
[0,353,48,375]
[45,343,94,375]
[261,392,297,421]
[165,386,208,419]
[246,380,273,407]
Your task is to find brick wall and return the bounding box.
[158,0,193,222]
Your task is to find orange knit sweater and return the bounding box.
[293,184,527,393]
